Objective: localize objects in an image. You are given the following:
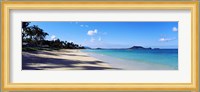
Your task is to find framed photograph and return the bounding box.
[1,1,199,91]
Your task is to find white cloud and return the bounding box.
[80,25,84,27]
[98,37,101,41]
[172,27,178,32]
[159,37,176,42]
[87,29,98,36]
[90,38,95,42]
[51,35,57,41]
[80,24,89,28]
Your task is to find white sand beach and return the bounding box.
[22,49,120,70]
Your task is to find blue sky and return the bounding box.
[29,22,178,49]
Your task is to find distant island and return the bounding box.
[22,21,178,70]
[129,46,152,50]
[88,46,159,50]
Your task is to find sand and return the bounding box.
[22,49,120,70]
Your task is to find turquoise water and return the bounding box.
[83,49,178,69]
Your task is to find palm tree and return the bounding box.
[27,27,35,40]
[22,22,30,29]
[22,22,30,41]
[22,22,85,50]
[32,25,49,46]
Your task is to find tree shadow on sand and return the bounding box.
[26,51,59,56]
[22,53,121,70]
[60,53,89,57]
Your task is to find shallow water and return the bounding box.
[82,49,178,70]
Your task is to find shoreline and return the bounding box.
[22,49,120,70]
[22,49,176,70]
[84,51,177,70]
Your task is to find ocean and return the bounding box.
[83,49,178,70]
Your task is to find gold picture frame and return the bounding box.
[1,1,199,91]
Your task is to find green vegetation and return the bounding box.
[22,22,85,51]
